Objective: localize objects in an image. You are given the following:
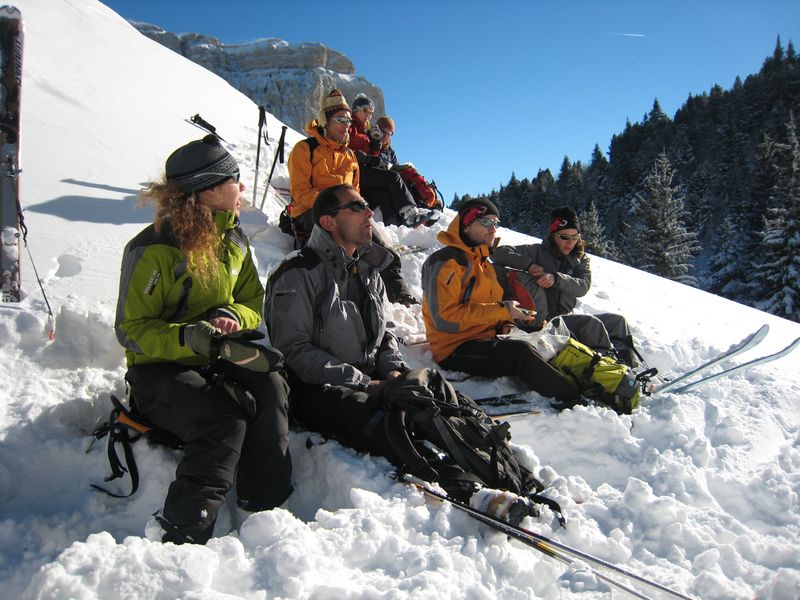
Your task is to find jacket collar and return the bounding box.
[307,224,392,274]
[212,209,238,234]
[543,236,579,268]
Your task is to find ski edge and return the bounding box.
[656,324,769,394]
[671,336,800,394]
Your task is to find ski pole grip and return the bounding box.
[278,125,287,163]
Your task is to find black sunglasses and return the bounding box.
[325,200,369,216]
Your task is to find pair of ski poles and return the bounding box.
[251,106,287,211]
[188,110,287,212]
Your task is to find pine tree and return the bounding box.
[579,200,618,259]
[630,152,701,285]
[753,112,800,321]
[707,216,748,298]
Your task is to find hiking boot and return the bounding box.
[469,488,533,526]
[391,291,419,307]
[423,209,442,227]
[400,205,434,228]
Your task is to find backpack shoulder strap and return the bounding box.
[305,135,319,162]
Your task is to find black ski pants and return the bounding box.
[286,371,401,466]
[439,338,580,402]
[560,313,637,367]
[360,166,416,226]
[126,362,293,544]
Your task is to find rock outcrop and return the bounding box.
[132,22,385,132]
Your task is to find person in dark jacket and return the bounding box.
[492,207,637,366]
[349,93,435,228]
[265,183,408,458]
[376,116,399,168]
[115,136,293,544]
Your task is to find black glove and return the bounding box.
[184,321,219,357]
[369,124,382,141]
[217,329,284,373]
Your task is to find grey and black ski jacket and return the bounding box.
[492,237,591,320]
[265,225,407,389]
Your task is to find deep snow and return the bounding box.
[1,1,799,598]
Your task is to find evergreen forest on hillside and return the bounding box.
[455,38,800,323]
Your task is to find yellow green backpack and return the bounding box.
[550,338,651,414]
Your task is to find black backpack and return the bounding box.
[379,368,563,522]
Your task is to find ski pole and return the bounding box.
[259,125,287,211]
[402,475,692,600]
[252,106,267,206]
[188,113,228,142]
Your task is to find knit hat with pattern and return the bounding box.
[318,89,351,127]
[165,135,238,195]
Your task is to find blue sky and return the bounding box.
[103,0,800,200]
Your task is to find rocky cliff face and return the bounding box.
[132,22,385,133]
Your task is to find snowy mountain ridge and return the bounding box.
[132,20,386,134]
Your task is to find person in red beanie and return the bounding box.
[493,207,638,366]
[421,198,580,403]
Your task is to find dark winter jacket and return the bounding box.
[379,145,399,168]
[492,237,591,320]
[265,225,407,389]
[115,210,264,367]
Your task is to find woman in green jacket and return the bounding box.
[115,135,292,544]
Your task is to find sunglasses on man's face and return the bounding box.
[474,216,500,229]
[331,116,353,125]
[556,233,580,241]
[325,199,370,216]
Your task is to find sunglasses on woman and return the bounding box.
[331,116,353,125]
[556,233,580,241]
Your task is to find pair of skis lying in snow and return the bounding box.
[474,324,799,416]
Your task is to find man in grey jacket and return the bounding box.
[265,183,408,457]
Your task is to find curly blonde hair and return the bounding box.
[140,180,221,285]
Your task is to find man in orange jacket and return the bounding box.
[286,89,417,305]
[421,198,579,402]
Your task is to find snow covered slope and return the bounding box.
[1,1,799,598]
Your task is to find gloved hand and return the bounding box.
[369,124,382,141]
[217,329,284,373]
[184,320,219,357]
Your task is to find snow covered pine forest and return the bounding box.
[1,1,799,598]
